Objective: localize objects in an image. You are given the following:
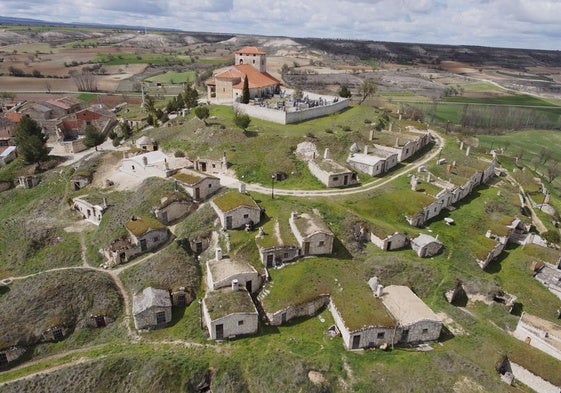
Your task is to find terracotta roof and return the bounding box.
[215,64,280,89]
[235,46,266,55]
[76,109,101,122]
[4,112,22,123]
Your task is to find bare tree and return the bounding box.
[546,161,560,183]
[358,79,376,105]
[70,70,98,92]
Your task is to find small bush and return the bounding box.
[342,126,351,132]
[364,119,372,124]
[174,150,185,157]
[324,128,334,134]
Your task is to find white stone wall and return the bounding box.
[215,78,236,100]
[371,232,408,251]
[206,311,259,339]
[216,205,261,230]
[347,156,384,176]
[132,228,169,251]
[73,199,104,225]
[303,232,334,255]
[259,245,300,267]
[267,295,330,326]
[400,320,442,343]
[133,306,172,330]
[510,362,560,393]
[209,270,261,294]
[233,98,349,125]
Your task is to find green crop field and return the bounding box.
[145,70,195,84]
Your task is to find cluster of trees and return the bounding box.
[165,83,199,113]
[14,116,49,164]
[460,104,556,130]
[8,66,44,78]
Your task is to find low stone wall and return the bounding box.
[510,362,560,393]
[233,97,349,125]
[266,295,330,326]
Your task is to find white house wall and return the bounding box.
[206,311,259,339]
[217,205,261,229]
[303,232,334,255]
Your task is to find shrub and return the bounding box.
[174,150,185,158]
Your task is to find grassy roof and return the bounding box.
[173,171,208,186]
[314,159,353,175]
[521,243,560,264]
[292,212,332,238]
[204,288,257,319]
[262,258,394,330]
[212,191,259,212]
[125,216,167,237]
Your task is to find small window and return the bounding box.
[156,311,166,325]
[243,214,249,219]
[318,241,325,247]
[208,184,212,188]
[253,59,255,64]
[333,176,339,181]
[422,328,428,334]
[377,332,385,339]
[238,320,244,326]
[153,236,159,242]
[284,252,289,258]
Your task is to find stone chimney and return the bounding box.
[369,129,374,141]
[375,284,384,298]
[323,148,331,160]
[215,248,222,261]
[460,141,464,150]
[389,122,393,133]
[102,197,108,208]
[239,182,246,194]
[142,156,148,166]
[364,145,369,155]
[395,137,399,147]
[466,146,471,156]
[410,175,418,191]
[231,279,239,292]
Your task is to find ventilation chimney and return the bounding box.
[460,141,464,150]
[142,156,148,166]
[375,284,384,298]
[323,148,331,160]
[364,145,369,155]
[239,182,246,194]
[102,197,108,208]
[369,129,374,141]
[389,122,393,132]
[466,146,471,156]
[215,248,222,260]
[232,279,239,291]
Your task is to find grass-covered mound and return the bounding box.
[0,270,122,347]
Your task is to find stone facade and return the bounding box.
[411,234,443,257]
[370,231,408,251]
[289,212,334,256]
[211,192,261,230]
[308,159,358,188]
[259,245,301,268]
[266,295,330,326]
[207,255,261,294]
[0,346,26,368]
[154,193,193,225]
[133,287,172,330]
[72,196,107,225]
[173,169,220,201]
[202,288,259,340]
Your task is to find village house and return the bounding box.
[255,220,300,268]
[18,174,40,189]
[70,171,92,190]
[381,285,442,344]
[0,115,20,147]
[45,96,82,117]
[119,150,177,178]
[369,223,408,251]
[41,326,71,342]
[513,312,561,362]
[172,169,220,201]
[125,216,169,253]
[101,216,170,266]
[135,135,158,152]
[405,158,496,227]
[86,314,115,328]
[289,211,334,256]
[496,355,561,393]
[347,145,399,177]
[410,234,443,258]
[476,217,528,269]
[308,149,358,188]
[266,294,331,326]
[206,46,281,103]
[170,287,194,307]
[153,191,193,225]
[193,154,228,175]
[72,195,108,225]
[0,345,26,369]
[56,106,117,153]
[371,127,432,162]
[132,287,172,330]
[207,248,261,294]
[211,191,261,230]
[202,286,259,340]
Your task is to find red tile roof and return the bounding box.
[76,109,101,122]
[5,112,22,123]
[215,64,280,89]
[235,46,266,55]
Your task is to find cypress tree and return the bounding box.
[242,75,250,104]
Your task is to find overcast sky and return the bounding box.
[2,0,560,50]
